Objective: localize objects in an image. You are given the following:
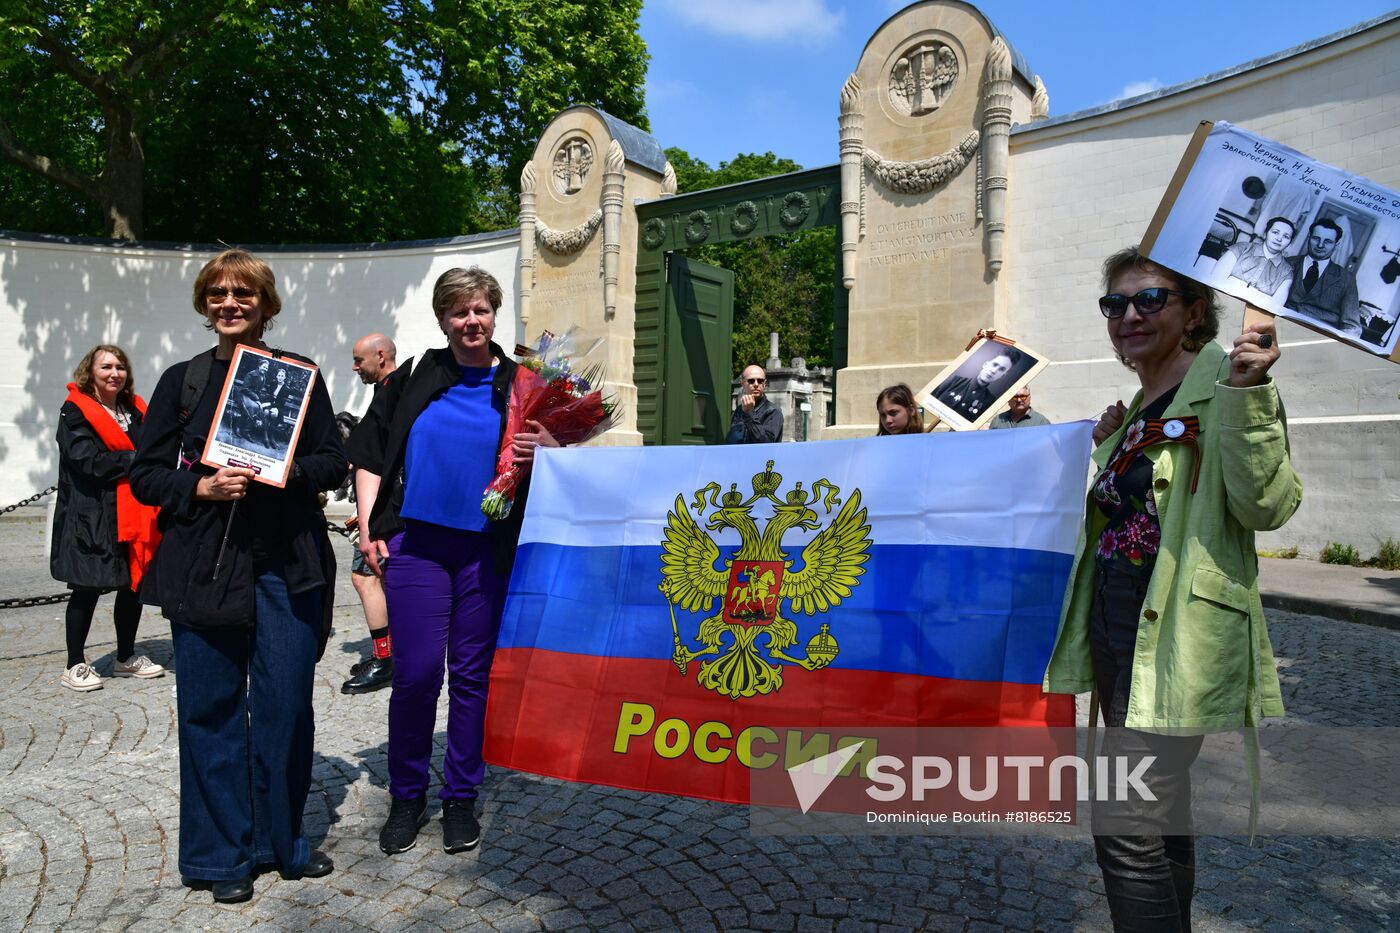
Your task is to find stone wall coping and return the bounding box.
[1013,8,1400,136]
[0,226,517,255]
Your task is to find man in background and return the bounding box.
[988,387,1049,429]
[726,364,783,444]
[352,332,397,385]
[342,333,398,694]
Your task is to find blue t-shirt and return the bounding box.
[401,365,501,532]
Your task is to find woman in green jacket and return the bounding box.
[1043,247,1302,931]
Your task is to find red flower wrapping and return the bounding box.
[481,364,614,520]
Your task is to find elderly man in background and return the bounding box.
[726,364,783,444]
[342,333,399,695]
[988,387,1049,429]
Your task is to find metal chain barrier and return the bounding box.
[0,593,70,609]
[0,486,69,608]
[1,489,353,608]
[1,485,56,515]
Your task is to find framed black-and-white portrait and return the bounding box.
[202,345,317,487]
[916,334,1049,431]
[1142,121,1400,362]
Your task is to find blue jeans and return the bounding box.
[171,565,321,881]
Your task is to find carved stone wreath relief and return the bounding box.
[887,41,958,117]
[836,36,1017,288]
[553,137,594,195]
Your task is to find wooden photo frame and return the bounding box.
[916,333,1050,431]
[201,345,318,488]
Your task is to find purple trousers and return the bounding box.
[384,520,508,801]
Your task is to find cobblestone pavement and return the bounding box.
[0,515,1397,932]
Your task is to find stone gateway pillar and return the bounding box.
[826,2,1040,437]
[517,106,670,446]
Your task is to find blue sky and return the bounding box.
[639,0,1398,169]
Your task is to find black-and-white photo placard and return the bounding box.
[916,334,1049,431]
[201,345,317,487]
[1142,121,1400,361]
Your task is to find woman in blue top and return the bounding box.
[345,267,556,857]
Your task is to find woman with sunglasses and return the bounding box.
[1043,246,1301,931]
[130,249,346,903]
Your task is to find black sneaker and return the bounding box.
[379,796,428,854]
[342,656,393,694]
[441,799,480,853]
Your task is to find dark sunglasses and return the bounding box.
[1098,287,1187,319]
[206,285,258,302]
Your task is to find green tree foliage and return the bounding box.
[664,147,836,376]
[0,1,648,242]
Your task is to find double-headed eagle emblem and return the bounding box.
[660,460,872,699]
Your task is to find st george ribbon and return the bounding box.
[484,422,1093,804]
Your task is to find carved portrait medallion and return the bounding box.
[887,41,959,117]
[552,136,595,195]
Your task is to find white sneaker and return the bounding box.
[61,662,103,692]
[112,655,165,679]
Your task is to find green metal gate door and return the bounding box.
[658,254,734,445]
[632,165,840,445]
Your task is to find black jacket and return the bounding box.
[726,395,783,444]
[344,343,528,578]
[130,349,347,637]
[50,401,143,590]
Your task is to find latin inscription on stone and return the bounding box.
[534,268,600,312]
[861,211,975,265]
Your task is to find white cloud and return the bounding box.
[1115,79,1164,101]
[658,0,844,44]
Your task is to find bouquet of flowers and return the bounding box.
[481,328,619,520]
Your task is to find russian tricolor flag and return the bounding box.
[485,423,1093,804]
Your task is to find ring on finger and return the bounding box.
[1258,334,1273,349]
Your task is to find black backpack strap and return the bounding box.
[178,348,217,426]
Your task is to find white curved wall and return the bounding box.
[0,232,519,492]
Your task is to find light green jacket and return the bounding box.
[1043,342,1303,729]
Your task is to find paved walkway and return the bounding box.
[0,515,1397,931]
[1258,555,1400,629]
